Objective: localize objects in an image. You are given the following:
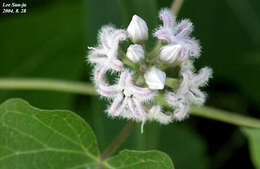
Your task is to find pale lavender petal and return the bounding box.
[93,66,108,84]
[183,38,201,58]
[97,84,119,98]
[132,98,146,117]
[181,60,195,72]
[99,26,127,51]
[175,19,193,38]
[154,28,172,43]
[173,103,190,121]
[111,29,127,47]
[88,48,107,64]
[125,71,133,84]
[107,95,126,116]
[166,92,187,112]
[165,92,178,105]
[177,39,200,61]
[178,71,190,95]
[132,86,155,101]
[159,9,176,28]
[178,47,189,61]
[127,97,136,115]
[110,58,123,71]
[98,26,115,49]
[89,55,107,64]
[127,98,145,119]
[95,26,126,72]
[118,71,131,87]
[188,88,206,105]
[193,67,212,87]
[148,105,172,124]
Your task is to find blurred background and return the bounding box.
[1,0,260,169]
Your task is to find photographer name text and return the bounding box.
[2,2,27,14]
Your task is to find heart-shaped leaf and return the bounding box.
[0,99,174,169]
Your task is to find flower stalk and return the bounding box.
[100,121,135,162]
[171,0,184,15]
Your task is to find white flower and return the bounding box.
[97,71,156,122]
[147,105,172,124]
[165,67,212,121]
[127,15,148,43]
[144,66,166,90]
[154,9,200,61]
[159,44,182,63]
[88,26,127,72]
[126,44,145,63]
[87,10,213,131]
[178,67,212,105]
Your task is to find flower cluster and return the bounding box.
[87,8,212,132]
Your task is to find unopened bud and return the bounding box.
[144,66,166,90]
[127,15,148,43]
[159,44,182,63]
[126,44,144,63]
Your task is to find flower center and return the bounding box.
[123,88,133,97]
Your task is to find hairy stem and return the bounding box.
[171,0,184,15]
[97,121,135,169]
[0,78,260,128]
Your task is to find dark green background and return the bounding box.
[1,0,260,168]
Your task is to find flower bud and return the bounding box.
[144,66,166,90]
[159,44,182,63]
[126,44,144,63]
[127,15,148,43]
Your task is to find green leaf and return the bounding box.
[106,150,174,169]
[0,98,100,169]
[0,99,174,169]
[243,128,260,169]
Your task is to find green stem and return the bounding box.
[0,78,97,95]
[171,0,184,15]
[148,41,162,60]
[0,78,260,128]
[97,121,135,169]
[101,122,135,160]
[191,106,260,128]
